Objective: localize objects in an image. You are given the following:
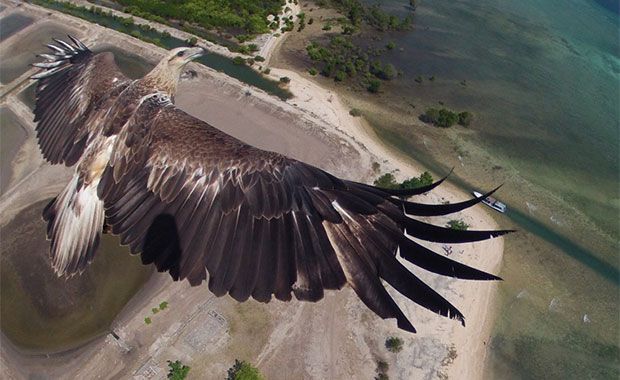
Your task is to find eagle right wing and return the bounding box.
[97,93,511,333]
[32,36,131,166]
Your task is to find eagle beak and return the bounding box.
[186,46,206,62]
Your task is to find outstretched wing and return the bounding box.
[32,36,131,166]
[99,94,511,332]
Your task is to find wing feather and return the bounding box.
[32,37,131,165]
[98,96,508,333]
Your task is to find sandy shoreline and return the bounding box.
[263,65,504,379]
[0,1,504,379]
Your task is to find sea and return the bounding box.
[358,0,619,378]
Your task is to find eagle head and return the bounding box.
[144,46,206,94]
[166,46,206,68]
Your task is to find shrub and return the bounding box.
[367,78,381,93]
[227,360,264,380]
[386,41,396,50]
[308,67,318,75]
[263,68,271,74]
[420,108,459,128]
[280,76,291,84]
[186,36,198,46]
[159,301,169,310]
[152,308,160,314]
[374,173,398,189]
[144,317,152,324]
[385,336,404,353]
[334,70,347,81]
[167,360,190,380]
[233,56,246,65]
[349,108,362,117]
[458,111,473,126]
[446,219,469,231]
[377,360,389,373]
[400,171,433,189]
[254,55,265,62]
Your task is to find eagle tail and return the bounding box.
[43,175,104,277]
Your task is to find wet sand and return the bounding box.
[0,200,152,353]
[0,12,33,42]
[0,21,80,84]
[0,107,28,195]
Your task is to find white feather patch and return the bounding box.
[48,176,105,276]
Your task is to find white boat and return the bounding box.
[472,191,507,213]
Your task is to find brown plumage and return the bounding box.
[32,37,511,333]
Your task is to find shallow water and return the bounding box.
[0,13,34,42]
[92,44,156,79]
[357,0,619,378]
[0,200,153,353]
[0,107,28,195]
[0,21,78,84]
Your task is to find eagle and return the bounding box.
[31,36,510,333]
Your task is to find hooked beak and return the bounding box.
[185,46,206,62]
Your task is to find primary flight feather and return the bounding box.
[31,37,510,333]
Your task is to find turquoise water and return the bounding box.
[359,0,619,378]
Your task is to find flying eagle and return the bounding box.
[31,36,510,333]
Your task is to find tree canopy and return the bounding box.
[227,360,264,380]
[374,171,433,190]
[116,0,286,35]
[167,360,190,380]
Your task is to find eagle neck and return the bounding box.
[142,64,179,95]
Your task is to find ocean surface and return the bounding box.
[359,0,619,378]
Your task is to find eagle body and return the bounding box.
[31,37,510,333]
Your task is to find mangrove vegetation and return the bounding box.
[306,36,399,93]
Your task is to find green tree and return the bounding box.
[400,171,433,189]
[446,219,469,231]
[167,360,190,380]
[367,78,381,93]
[385,336,404,353]
[374,173,398,189]
[420,108,459,128]
[227,360,264,380]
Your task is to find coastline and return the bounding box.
[0,1,505,378]
[264,63,504,379]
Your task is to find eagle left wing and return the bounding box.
[32,36,132,166]
[98,93,511,332]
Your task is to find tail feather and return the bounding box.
[44,176,104,276]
